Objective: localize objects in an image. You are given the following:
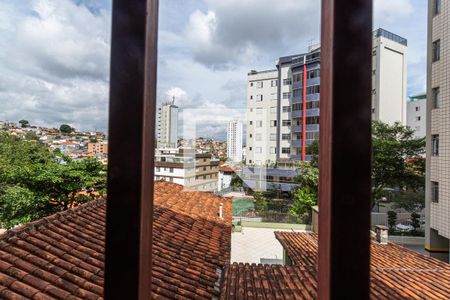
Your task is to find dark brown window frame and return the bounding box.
[104,0,372,299]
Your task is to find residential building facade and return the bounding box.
[154,148,219,192]
[87,141,108,155]
[246,29,407,165]
[425,0,450,262]
[157,100,178,148]
[226,120,243,162]
[406,93,427,138]
[372,28,408,125]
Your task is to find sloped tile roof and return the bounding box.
[275,232,450,271]
[220,263,450,299]
[0,181,232,299]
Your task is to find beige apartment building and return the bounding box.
[154,148,219,192]
[87,142,108,155]
[426,0,450,261]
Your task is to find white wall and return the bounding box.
[372,36,407,125]
[406,98,427,138]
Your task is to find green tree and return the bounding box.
[410,212,421,233]
[387,211,397,232]
[253,191,269,213]
[294,161,319,193]
[18,119,30,128]
[307,139,319,168]
[59,124,74,134]
[290,186,317,224]
[392,190,425,214]
[0,132,106,228]
[372,121,425,209]
[230,175,243,189]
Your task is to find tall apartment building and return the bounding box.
[226,120,243,163]
[406,93,427,138]
[372,28,408,125]
[246,29,407,165]
[425,0,449,261]
[154,148,219,192]
[246,69,279,165]
[157,100,178,148]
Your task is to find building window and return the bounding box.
[434,0,441,15]
[415,106,420,112]
[156,167,160,172]
[256,94,263,102]
[203,166,207,171]
[282,133,291,140]
[249,134,253,138]
[283,78,292,85]
[256,121,263,128]
[255,133,262,141]
[432,39,440,62]
[306,85,320,94]
[282,92,291,99]
[249,147,252,151]
[307,69,320,79]
[282,106,291,113]
[293,73,303,82]
[281,147,291,154]
[256,107,263,114]
[292,103,302,111]
[282,120,291,126]
[270,133,277,141]
[169,168,174,173]
[432,135,439,156]
[432,87,440,108]
[416,116,421,121]
[431,181,439,203]
[255,147,262,153]
[250,82,253,87]
[270,120,277,127]
[257,81,263,88]
[271,80,277,87]
[270,106,277,114]
[270,147,276,154]
[250,95,253,100]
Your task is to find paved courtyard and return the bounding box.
[231,227,306,264]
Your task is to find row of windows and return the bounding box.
[292,101,320,111]
[156,167,174,173]
[433,0,441,16]
[432,39,440,62]
[292,69,320,84]
[292,116,320,125]
[249,80,278,88]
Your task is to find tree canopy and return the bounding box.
[372,121,425,209]
[59,124,74,134]
[0,132,106,228]
[18,119,30,128]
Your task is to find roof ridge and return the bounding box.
[0,198,106,240]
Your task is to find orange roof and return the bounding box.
[219,166,237,172]
[275,232,450,271]
[0,181,232,299]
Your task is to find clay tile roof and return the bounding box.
[0,181,231,300]
[220,263,450,300]
[275,232,450,271]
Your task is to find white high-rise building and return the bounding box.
[425,0,449,262]
[406,93,427,138]
[226,120,243,162]
[157,100,178,148]
[246,69,279,165]
[372,28,408,125]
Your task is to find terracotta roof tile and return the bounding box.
[275,231,450,271]
[0,181,232,299]
[220,263,450,300]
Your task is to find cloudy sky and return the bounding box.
[0,0,426,139]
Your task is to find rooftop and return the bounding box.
[373,28,408,46]
[0,181,232,299]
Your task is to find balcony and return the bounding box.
[291,125,302,132]
[306,93,320,101]
[292,110,302,118]
[291,139,302,147]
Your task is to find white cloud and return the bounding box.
[374,0,414,24]
[0,0,110,131]
[184,0,320,69]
